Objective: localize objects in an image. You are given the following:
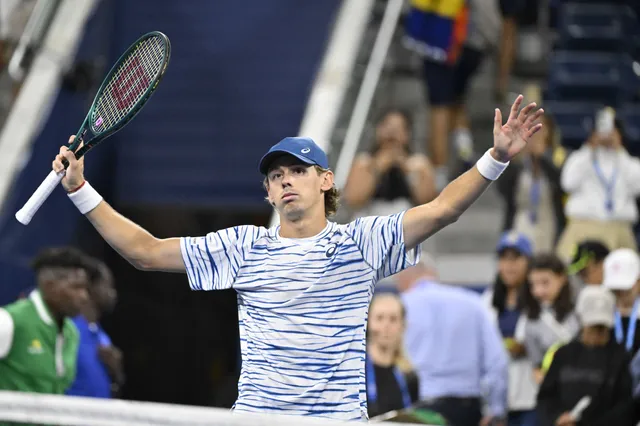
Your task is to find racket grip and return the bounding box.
[15,170,65,225]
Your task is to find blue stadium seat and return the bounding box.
[557,4,631,52]
[543,101,603,150]
[547,51,634,105]
[621,103,640,148]
[630,61,640,102]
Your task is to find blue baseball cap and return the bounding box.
[259,137,329,175]
[496,230,533,258]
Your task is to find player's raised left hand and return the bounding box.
[492,94,544,162]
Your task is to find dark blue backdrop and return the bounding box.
[0,0,340,304]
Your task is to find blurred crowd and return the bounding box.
[2,0,640,426]
[351,0,640,425]
[366,237,640,426]
[0,248,122,400]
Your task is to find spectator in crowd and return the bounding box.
[483,231,537,426]
[0,0,37,68]
[567,240,610,287]
[631,347,640,393]
[0,247,93,394]
[366,291,419,418]
[344,108,435,218]
[0,0,38,101]
[602,248,640,357]
[403,0,469,190]
[405,0,509,190]
[523,253,579,383]
[537,285,634,426]
[497,114,565,253]
[67,260,123,398]
[556,109,640,262]
[495,0,524,103]
[449,0,501,170]
[396,256,508,426]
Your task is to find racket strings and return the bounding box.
[92,36,166,132]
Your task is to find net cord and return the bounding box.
[0,391,425,426]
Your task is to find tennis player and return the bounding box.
[52,95,542,421]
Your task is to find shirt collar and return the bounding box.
[410,278,439,293]
[270,221,334,242]
[29,290,54,326]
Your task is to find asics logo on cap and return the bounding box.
[301,148,311,154]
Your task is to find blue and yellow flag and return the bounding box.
[404,0,469,65]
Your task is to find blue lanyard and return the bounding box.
[592,154,618,214]
[524,159,542,224]
[614,299,640,352]
[366,357,412,409]
[529,177,541,224]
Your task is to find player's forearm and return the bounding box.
[86,201,162,270]
[403,149,507,249]
[431,148,509,223]
[403,168,491,248]
[435,166,492,221]
[66,180,184,272]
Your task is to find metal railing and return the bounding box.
[0,0,100,214]
[333,0,405,190]
[268,0,376,228]
[7,0,61,82]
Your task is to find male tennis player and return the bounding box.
[52,95,542,421]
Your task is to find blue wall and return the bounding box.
[0,0,340,304]
[109,0,340,207]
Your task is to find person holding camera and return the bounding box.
[556,107,640,263]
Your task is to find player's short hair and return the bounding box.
[31,247,96,275]
[262,165,341,218]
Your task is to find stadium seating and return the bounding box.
[547,51,634,106]
[557,4,631,52]
[543,101,601,150]
[622,103,640,145]
[545,0,640,150]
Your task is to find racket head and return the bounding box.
[70,31,171,155]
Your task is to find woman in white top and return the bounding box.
[523,253,580,383]
[483,231,538,426]
[556,111,640,263]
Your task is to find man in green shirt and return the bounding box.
[0,247,96,394]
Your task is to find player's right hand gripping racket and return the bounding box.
[15,31,171,225]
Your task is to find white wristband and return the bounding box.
[476,149,509,181]
[67,181,103,214]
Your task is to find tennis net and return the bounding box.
[0,391,435,425]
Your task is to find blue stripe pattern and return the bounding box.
[180,212,420,421]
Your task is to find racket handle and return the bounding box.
[15,170,65,225]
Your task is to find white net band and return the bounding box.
[0,391,425,425]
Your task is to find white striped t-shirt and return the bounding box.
[180,212,420,421]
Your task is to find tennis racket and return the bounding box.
[15,31,171,225]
